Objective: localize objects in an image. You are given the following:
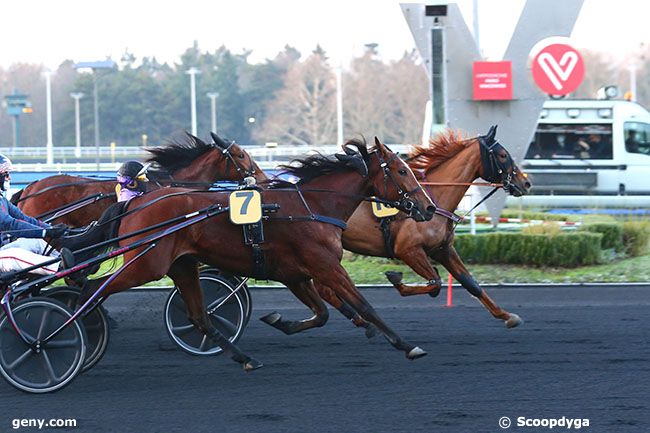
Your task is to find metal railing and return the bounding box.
[1,144,412,172]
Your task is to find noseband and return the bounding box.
[220,141,257,179]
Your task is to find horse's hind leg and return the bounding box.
[317,262,426,360]
[430,245,523,328]
[168,257,262,371]
[260,280,330,335]
[388,246,442,297]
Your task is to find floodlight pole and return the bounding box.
[186,68,201,136]
[336,65,343,146]
[43,71,54,165]
[70,93,84,158]
[206,92,219,132]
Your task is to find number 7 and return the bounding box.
[236,191,254,214]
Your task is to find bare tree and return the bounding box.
[384,50,429,145]
[261,46,337,145]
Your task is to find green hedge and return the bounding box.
[454,232,603,267]
[579,223,624,251]
[622,221,650,257]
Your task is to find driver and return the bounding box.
[116,160,149,202]
[0,154,74,276]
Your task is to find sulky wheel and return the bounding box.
[199,268,252,325]
[164,272,247,356]
[0,297,86,394]
[43,287,110,373]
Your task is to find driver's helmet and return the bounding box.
[116,160,149,201]
[0,154,14,192]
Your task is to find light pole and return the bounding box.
[186,67,201,135]
[43,70,54,164]
[70,92,84,158]
[335,65,343,146]
[206,92,219,132]
[74,60,116,170]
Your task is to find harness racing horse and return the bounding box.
[62,138,436,370]
[317,126,532,331]
[11,132,266,226]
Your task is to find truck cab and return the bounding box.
[522,99,650,195]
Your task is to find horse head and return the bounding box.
[366,137,435,221]
[209,132,267,183]
[478,125,531,197]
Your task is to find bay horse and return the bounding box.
[316,125,532,331]
[11,132,266,226]
[62,137,436,370]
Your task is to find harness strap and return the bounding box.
[312,215,347,230]
[379,217,395,258]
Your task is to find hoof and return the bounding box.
[385,271,403,285]
[428,286,442,298]
[260,311,282,326]
[506,313,523,329]
[243,358,263,372]
[406,346,428,360]
[364,324,379,339]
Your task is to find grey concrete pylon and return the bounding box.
[401,0,584,223]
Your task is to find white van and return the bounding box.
[522,99,650,196]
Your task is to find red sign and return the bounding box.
[473,61,512,100]
[531,42,584,96]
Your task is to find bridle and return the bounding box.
[219,141,257,180]
[375,150,430,217]
[478,135,522,195]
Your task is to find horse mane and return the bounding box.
[269,138,369,188]
[407,129,473,173]
[145,133,214,174]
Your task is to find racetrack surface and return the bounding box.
[1,285,649,433]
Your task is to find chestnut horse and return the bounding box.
[316,126,531,331]
[11,133,266,226]
[63,138,436,370]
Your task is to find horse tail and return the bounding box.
[59,201,129,261]
[9,189,23,205]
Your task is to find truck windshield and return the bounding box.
[526,123,613,160]
[624,122,650,155]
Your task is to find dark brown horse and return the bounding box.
[64,138,436,370]
[12,133,266,226]
[317,126,531,331]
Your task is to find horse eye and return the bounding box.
[238,153,245,159]
[398,169,407,176]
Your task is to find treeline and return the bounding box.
[0,42,647,148]
[0,43,427,148]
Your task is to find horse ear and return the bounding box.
[486,125,498,141]
[210,132,230,149]
[374,136,388,155]
[335,154,368,177]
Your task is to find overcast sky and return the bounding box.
[1,0,646,69]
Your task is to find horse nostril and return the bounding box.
[426,205,435,215]
[525,182,531,189]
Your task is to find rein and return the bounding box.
[14,178,116,203]
[420,181,502,187]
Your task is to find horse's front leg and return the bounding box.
[315,261,427,360]
[430,245,523,328]
[312,281,379,338]
[387,245,442,297]
[260,279,330,335]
